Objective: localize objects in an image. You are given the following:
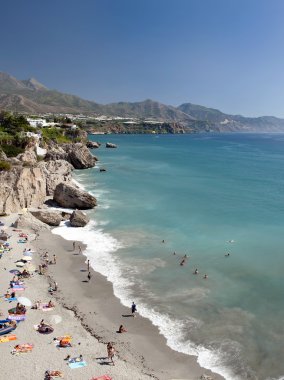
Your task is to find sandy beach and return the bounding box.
[0,211,223,380]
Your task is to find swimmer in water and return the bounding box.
[225,253,230,257]
[194,268,199,275]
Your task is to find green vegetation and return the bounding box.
[0,160,11,171]
[1,144,25,157]
[0,112,34,157]
[41,127,72,143]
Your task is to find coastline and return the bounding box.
[0,143,224,379]
[34,227,224,380]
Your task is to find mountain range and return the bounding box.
[1,72,284,132]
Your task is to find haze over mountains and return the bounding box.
[1,72,284,132]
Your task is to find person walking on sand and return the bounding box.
[131,301,137,317]
[87,271,91,282]
[73,242,75,251]
[87,259,90,271]
[78,245,82,254]
[107,342,115,365]
[53,254,56,264]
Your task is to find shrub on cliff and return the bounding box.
[41,127,71,144]
[0,160,11,171]
[1,144,25,157]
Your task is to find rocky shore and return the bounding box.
[0,141,98,223]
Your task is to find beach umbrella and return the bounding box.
[17,297,32,307]
[10,269,20,274]
[16,262,25,267]
[49,315,62,324]
[21,256,32,261]
[23,252,33,256]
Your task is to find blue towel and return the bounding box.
[68,361,87,369]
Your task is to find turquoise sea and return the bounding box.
[54,133,284,380]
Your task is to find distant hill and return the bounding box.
[178,102,284,132]
[0,72,103,114]
[102,99,194,122]
[1,72,284,132]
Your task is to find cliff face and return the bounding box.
[0,143,96,213]
[0,166,47,213]
[39,159,73,195]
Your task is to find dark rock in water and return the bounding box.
[69,210,90,227]
[106,142,117,148]
[31,210,70,226]
[99,168,106,172]
[86,141,100,149]
[53,183,97,209]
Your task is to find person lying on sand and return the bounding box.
[118,324,127,333]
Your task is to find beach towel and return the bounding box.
[90,376,112,380]
[68,361,87,369]
[11,281,24,286]
[45,370,64,378]
[56,335,72,341]
[0,334,17,343]
[8,314,26,321]
[5,297,17,302]
[12,343,34,354]
[11,287,25,291]
[39,303,54,311]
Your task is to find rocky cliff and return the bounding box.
[0,166,46,213]
[0,143,97,213]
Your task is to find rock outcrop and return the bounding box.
[17,149,37,165]
[0,166,47,213]
[64,143,97,169]
[69,210,90,227]
[86,141,100,149]
[39,160,73,195]
[13,211,50,233]
[45,145,68,161]
[46,143,97,169]
[0,143,97,213]
[106,142,117,148]
[30,210,70,226]
[53,183,97,209]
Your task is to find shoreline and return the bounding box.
[33,225,224,380]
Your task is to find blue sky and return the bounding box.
[2,0,284,117]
